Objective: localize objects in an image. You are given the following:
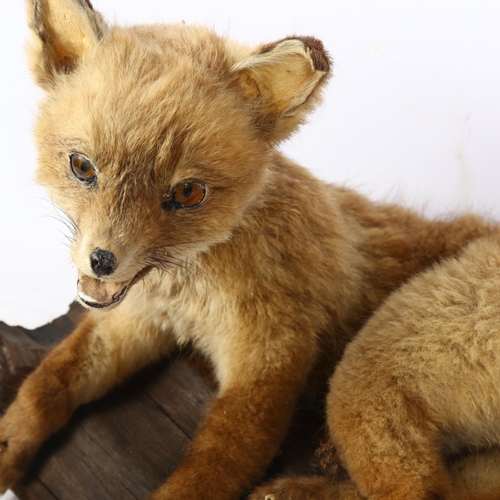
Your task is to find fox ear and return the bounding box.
[231,37,331,143]
[25,0,107,88]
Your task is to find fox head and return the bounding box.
[26,0,331,309]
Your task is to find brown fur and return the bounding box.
[1,1,500,499]
[326,235,500,500]
[253,236,500,500]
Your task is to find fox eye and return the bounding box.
[162,181,206,211]
[70,153,97,186]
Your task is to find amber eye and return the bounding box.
[70,153,97,186]
[162,181,206,211]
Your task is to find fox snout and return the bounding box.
[90,248,118,277]
[73,239,140,310]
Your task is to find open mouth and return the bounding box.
[76,267,152,309]
[77,274,131,309]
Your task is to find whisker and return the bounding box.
[35,199,78,240]
[56,229,72,247]
[142,249,205,289]
[148,254,196,277]
[148,247,207,278]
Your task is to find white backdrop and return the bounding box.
[1,0,500,330]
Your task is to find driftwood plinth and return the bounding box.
[0,305,323,500]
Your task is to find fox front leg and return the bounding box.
[0,309,174,493]
[150,338,316,500]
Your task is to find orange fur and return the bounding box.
[326,236,500,500]
[1,1,500,499]
[254,237,500,500]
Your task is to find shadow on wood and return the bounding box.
[0,305,324,500]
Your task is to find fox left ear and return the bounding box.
[231,37,331,143]
[25,0,108,89]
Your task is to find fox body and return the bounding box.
[253,235,500,500]
[0,1,499,499]
[327,235,500,500]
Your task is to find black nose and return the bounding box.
[90,248,117,276]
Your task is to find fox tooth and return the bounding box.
[77,290,102,304]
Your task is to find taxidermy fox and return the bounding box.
[0,0,499,499]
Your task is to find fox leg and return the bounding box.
[150,378,301,500]
[0,309,174,493]
[250,448,500,500]
[250,374,451,500]
[249,449,500,500]
[150,337,316,500]
[450,449,500,500]
[327,370,452,500]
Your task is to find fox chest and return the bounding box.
[133,271,239,358]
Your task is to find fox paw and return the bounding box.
[249,476,334,500]
[0,428,34,494]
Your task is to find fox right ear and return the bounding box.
[25,0,107,88]
[231,37,331,143]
